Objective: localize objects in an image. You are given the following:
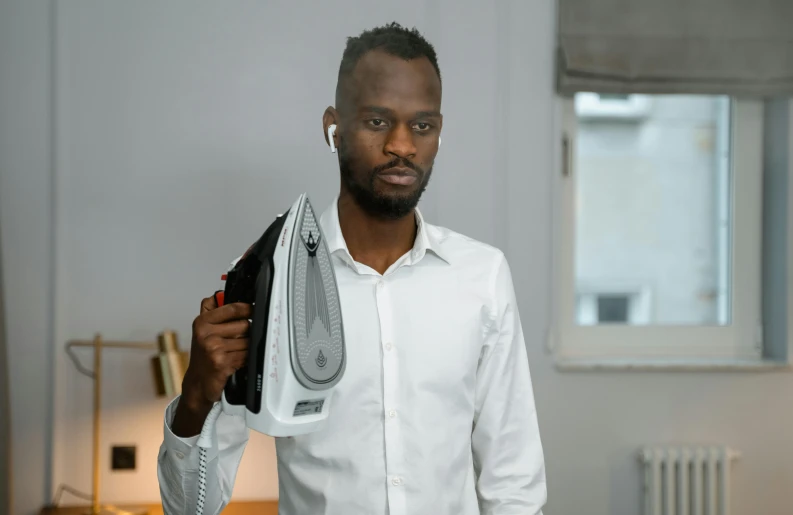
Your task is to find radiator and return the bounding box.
[639,446,740,515]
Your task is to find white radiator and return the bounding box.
[639,446,740,515]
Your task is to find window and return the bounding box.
[595,295,629,323]
[553,94,764,364]
[576,286,651,326]
[574,93,652,121]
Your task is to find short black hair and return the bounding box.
[336,22,441,105]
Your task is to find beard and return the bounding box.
[337,138,433,220]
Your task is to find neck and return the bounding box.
[337,190,417,275]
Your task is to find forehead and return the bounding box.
[344,50,441,113]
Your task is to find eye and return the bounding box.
[414,122,432,132]
[368,119,386,128]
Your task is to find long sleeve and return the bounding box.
[157,395,250,515]
[471,254,547,515]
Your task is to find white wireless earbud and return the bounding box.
[328,124,337,153]
[439,136,442,148]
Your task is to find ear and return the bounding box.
[322,107,339,152]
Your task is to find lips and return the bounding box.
[378,167,418,186]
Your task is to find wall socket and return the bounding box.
[111,445,136,471]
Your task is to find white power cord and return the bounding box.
[195,402,223,515]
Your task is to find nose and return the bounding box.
[383,124,417,160]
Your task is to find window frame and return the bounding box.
[551,96,765,365]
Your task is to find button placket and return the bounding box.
[376,278,406,512]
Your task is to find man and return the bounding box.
[157,22,546,515]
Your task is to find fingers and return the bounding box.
[207,342,248,371]
[209,319,250,339]
[222,337,249,353]
[228,350,248,371]
[200,295,218,313]
[203,302,253,324]
[203,335,249,356]
[189,294,254,404]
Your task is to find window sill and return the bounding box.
[554,357,792,372]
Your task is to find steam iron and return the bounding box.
[211,193,346,437]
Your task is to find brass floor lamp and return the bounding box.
[63,330,188,515]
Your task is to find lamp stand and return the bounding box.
[86,334,150,515]
[64,331,187,514]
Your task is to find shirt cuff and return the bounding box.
[161,395,218,471]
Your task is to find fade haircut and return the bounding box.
[335,22,441,106]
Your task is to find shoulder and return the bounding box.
[426,223,518,332]
[425,222,509,287]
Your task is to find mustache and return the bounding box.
[372,157,423,176]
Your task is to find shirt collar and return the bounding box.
[319,195,450,268]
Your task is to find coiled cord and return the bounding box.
[195,402,223,515]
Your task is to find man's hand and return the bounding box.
[171,295,251,438]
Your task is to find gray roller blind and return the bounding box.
[557,0,793,96]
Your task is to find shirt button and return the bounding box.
[392,477,402,486]
[384,342,392,351]
[376,280,384,289]
[388,410,397,418]
[174,451,185,460]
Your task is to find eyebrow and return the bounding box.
[361,106,441,118]
[414,110,442,118]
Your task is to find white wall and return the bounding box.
[2,1,793,515]
[0,2,56,515]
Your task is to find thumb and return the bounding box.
[200,294,219,313]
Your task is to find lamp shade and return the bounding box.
[151,330,189,397]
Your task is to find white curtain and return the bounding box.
[0,221,9,514]
[557,0,793,95]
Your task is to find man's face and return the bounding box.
[333,50,442,220]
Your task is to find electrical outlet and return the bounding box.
[111,445,136,471]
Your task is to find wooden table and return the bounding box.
[40,501,278,515]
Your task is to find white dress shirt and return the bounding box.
[157,197,547,515]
